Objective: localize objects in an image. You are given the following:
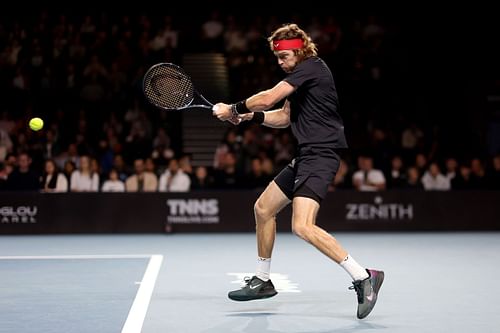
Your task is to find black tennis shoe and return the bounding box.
[228,276,278,301]
[349,269,385,319]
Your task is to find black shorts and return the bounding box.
[274,146,341,203]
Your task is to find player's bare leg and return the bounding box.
[228,181,290,301]
[291,196,384,319]
[254,181,291,259]
[291,197,347,262]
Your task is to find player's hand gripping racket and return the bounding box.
[142,63,214,111]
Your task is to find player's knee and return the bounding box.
[292,223,311,241]
[254,199,274,221]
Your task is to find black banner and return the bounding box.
[0,191,498,234]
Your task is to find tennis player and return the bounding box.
[213,23,384,319]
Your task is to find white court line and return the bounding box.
[122,254,163,333]
[0,254,155,260]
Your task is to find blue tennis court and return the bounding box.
[0,232,499,332]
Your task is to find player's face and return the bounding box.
[275,50,299,73]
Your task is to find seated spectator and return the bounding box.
[352,155,386,191]
[3,153,16,176]
[386,155,407,189]
[145,157,158,177]
[470,158,488,189]
[6,152,40,191]
[178,154,193,180]
[63,160,76,189]
[403,166,424,190]
[158,158,191,192]
[70,155,99,192]
[242,157,271,190]
[41,159,68,192]
[414,152,428,179]
[112,154,129,182]
[191,166,214,190]
[126,158,158,192]
[444,157,458,181]
[213,151,244,189]
[451,164,473,190]
[421,162,450,190]
[101,168,125,192]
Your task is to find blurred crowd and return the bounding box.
[0,9,499,192]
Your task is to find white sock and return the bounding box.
[256,257,271,281]
[340,254,369,281]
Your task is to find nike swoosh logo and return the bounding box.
[249,283,262,290]
[294,179,299,183]
[366,291,375,301]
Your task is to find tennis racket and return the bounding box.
[142,63,214,111]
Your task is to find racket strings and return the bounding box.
[143,65,194,109]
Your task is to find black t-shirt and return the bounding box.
[283,57,348,148]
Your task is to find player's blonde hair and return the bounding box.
[267,23,318,59]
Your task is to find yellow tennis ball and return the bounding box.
[29,117,44,131]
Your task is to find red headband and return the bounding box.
[273,39,304,51]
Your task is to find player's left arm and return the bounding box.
[245,80,294,111]
[213,80,294,121]
[240,99,290,128]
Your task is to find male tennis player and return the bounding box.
[213,23,384,319]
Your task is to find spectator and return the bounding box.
[451,164,473,190]
[243,157,270,190]
[158,158,191,192]
[386,155,406,189]
[191,166,214,190]
[70,155,99,192]
[63,159,76,189]
[178,154,193,181]
[125,158,158,192]
[144,157,158,177]
[403,166,424,190]
[112,154,129,182]
[421,162,450,191]
[101,168,125,192]
[40,159,68,193]
[352,155,386,191]
[42,129,61,160]
[414,153,428,179]
[6,152,40,191]
[213,151,243,189]
[470,158,487,189]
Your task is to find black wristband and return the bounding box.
[230,104,239,118]
[251,112,265,124]
[234,99,250,114]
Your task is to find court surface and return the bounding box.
[0,232,499,333]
